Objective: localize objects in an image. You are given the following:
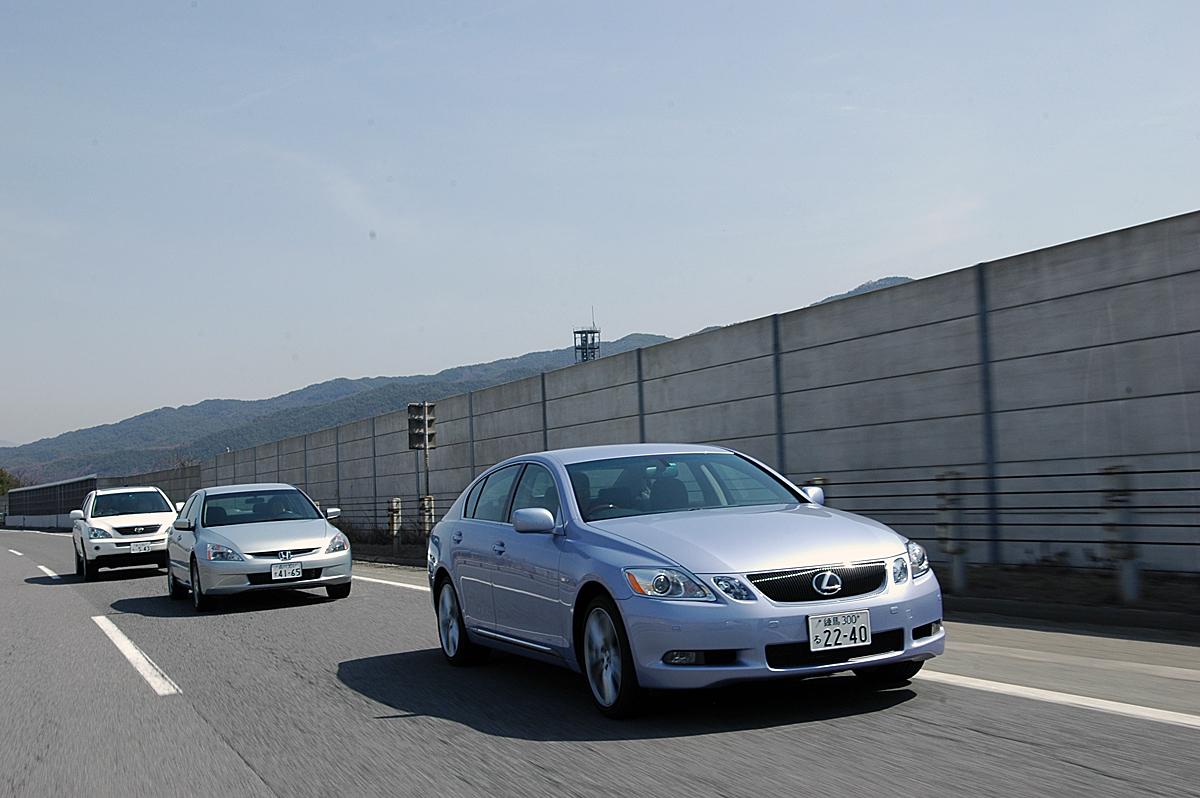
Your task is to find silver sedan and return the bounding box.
[167,483,352,611]
[427,444,943,716]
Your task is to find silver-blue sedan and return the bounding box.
[427,444,944,716]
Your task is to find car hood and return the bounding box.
[202,519,335,553]
[587,504,906,574]
[89,512,175,531]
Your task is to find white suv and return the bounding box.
[72,487,178,580]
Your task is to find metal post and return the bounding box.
[419,495,434,542]
[1102,466,1138,604]
[388,497,402,555]
[936,471,967,594]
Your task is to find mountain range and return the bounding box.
[0,334,668,483]
[1,275,914,485]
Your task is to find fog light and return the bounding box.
[663,650,700,666]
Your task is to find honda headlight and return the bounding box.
[87,527,112,539]
[206,543,243,561]
[624,568,714,601]
[907,540,930,578]
[325,532,349,553]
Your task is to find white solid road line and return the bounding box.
[36,565,60,580]
[353,574,430,591]
[91,616,181,697]
[950,640,1200,682]
[8,549,22,556]
[920,670,1200,731]
[0,529,70,536]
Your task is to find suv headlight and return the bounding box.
[206,543,243,561]
[87,527,112,539]
[907,540,930,578]
[325,532,349,553]
[624,568,714,601]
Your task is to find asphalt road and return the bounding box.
[2,529,1198,798]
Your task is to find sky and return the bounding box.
[2,1,1199,445]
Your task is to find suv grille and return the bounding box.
[114,524,163,536]
[746,562,887,603]
[766,629,904,669]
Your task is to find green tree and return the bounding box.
[0,467,23,495]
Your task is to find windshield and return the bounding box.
[202,489,322,527]
[566,453,800,522]
[91,491,171,517]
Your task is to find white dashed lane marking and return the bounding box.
[352,574,430,591]
[91,616,181,697]
[7,549,22,556]
[919,670,1200,731]
[36,565,60,580]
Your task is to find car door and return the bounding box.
[452,464,522,633]
[169,492,201,579]
[491,464,566,649]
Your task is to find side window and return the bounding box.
[472,465,523,523]
[188,494,204,524]
[179,494,196,520]
[462,479,485,519]
[511,465,560,520]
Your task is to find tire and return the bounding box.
[79,547,96,582]
[854,659,924,688]
[190,559,211,612]
[326,582,351,600]
[166,564,187,600]
[435,580,488,665]
[581,595,642,718]
[74,544,85,579]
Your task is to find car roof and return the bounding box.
[511,443,731,467]
[203,483,298,496]
[94,486,165,496]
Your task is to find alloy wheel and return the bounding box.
[584,608,622,708]
[437,585,460,657]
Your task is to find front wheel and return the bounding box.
[166,564,187,600]
[435,581,487,665]
[581,596,641,718]
[190,560,211,612]
[326,582,351,600]
[79,547,96,582]
[854,659,924,688]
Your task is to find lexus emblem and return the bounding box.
[278,550,292,561]
[812,570,843,596]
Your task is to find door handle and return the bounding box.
[492,542,506,555]
[451,530,463,544]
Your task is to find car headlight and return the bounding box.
[87,527,112,539]
[325,532,349,553]
[624,568,714,601]
[892,556,909,583]
[907,540,930,578]
[206,543,243,561]
[712,575,756,601]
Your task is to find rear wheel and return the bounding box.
[326,582,351,600]
[435,580,487,665]
[854,659,924,688]
[581,596,641,718]
[190,560,210,612]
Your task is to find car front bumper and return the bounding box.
[86,536,169,567]
[619,571,944,689]
[195,550,352,595]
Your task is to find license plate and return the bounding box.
[808,610,871,652]
[130,542,153,554]
[271,562,304,580]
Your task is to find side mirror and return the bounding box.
[70,509,85,522]
[173,518,194,531]
[325,508,341,520]
[512,507,556,533]
[800,486,825,506]
[175,502,184,513]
